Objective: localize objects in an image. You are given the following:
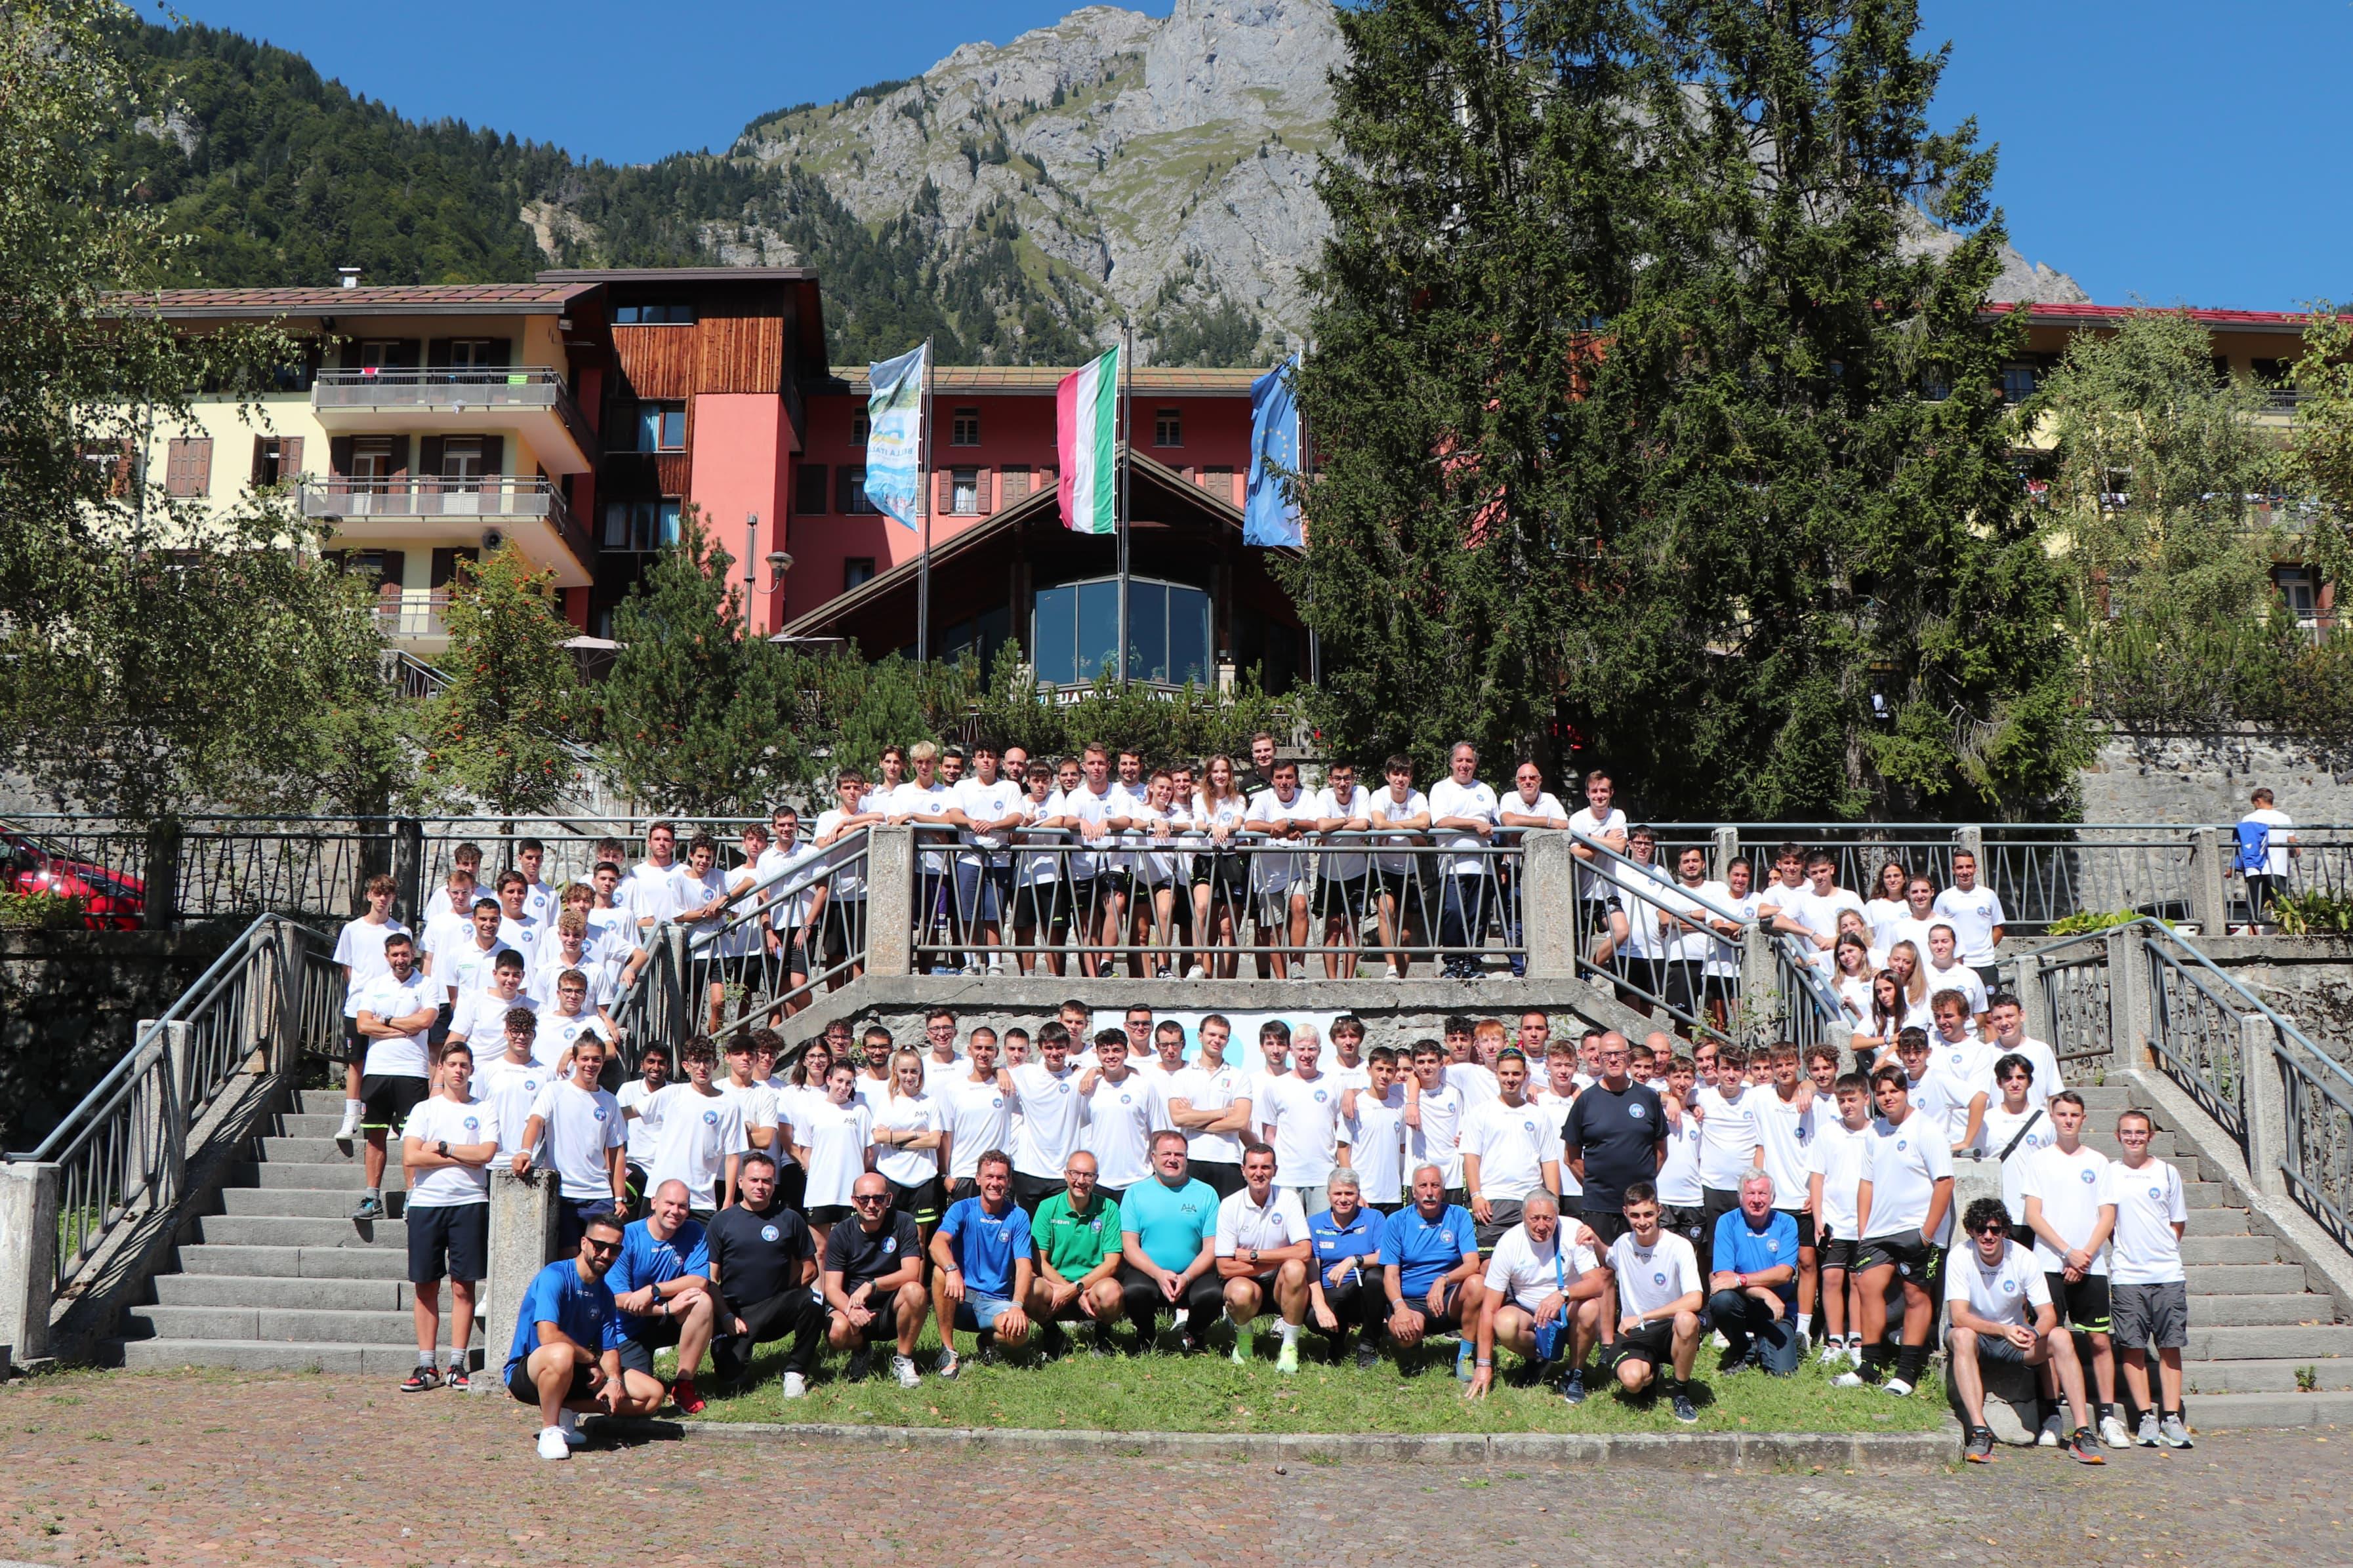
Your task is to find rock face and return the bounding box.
[722,0,2083,357]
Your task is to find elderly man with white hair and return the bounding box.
[1465,1191,1611,1403]
[1705,1169,1803,1375]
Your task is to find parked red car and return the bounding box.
[1,825,147,928]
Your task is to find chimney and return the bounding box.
[337,266,362,290]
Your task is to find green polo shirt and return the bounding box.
[1033,1190,1124,1278]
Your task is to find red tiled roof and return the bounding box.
[1986,301,2348,333]
[113,282,598,319]
[825,364,1263,396]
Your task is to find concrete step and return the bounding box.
[108,1338,476,1375]
[274,1112,354,1136]
[217,1187,411,1220]
[2179,1181,2234,1209]
[2070,1085,2138,1108]
[153,1274,438,1312]
[2185,1293,2339,1328]
[2184,1209,2252,1237]
[2182,1357,2353,1394]
[2187,1323,2353,1360]
[175,1244,408,1281]
[2182,1235,2285,1265]
[195,1215,406,1249]
[232,1161,407,1192]
[258,1136,371,1165]
[2186,1263,2313,1295]
[123,1303,464,1346]
[2179,1390,2353,1429]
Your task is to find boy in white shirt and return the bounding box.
[813,769,886,987]
[952,742,1027,973]
[331,874,409,1146]
[1311,760,1376,979]
[2022,1091,2128,1447]
[2108,1108,2194,1449]
[1921,924,1990,1026]
[1242,761,1319,979]
[2237,786,2297,931]
[1945,1196,2103,1466]
[1425,742,1500,979]
[1565,769,1629,967]
[1338,1047,1410,1211]
[1365,754,1431,980]
[1843,1064,1953,1396]
[1499,762,1570,978]
[1805,1072,1873,1365]
[1601,1181,1706,1422]
[396,1041,499,1392]
[1691,1047,1763,1277]
[1932,849,2007,991]
[633,1037,745,1218]
[1458,1049,1563,1255]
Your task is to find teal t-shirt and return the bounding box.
[1120,1176,1219,1272]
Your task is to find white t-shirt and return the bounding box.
[1170,1062,1248,1166]
[1789,885,1868,957]
[1460,1098,1562,1203]
[872,1091,942,1188]
[537,1006,611,1067]
[1406,1079,1468,1188]
[446,985,541,1050]
[1445,1062,1502,1109]
[526,1079,625,1201]
[1921,959,1990,1018]
[333,917,411,1019]
[521,879,558,929]
[1080,1070,1163,1190]
[352,972,438,1079]
[1991,1035,2066,1108]
[1980,1102,2058,1227]
[1932,885,2007,967]
[1606,1230,1702,1318]
[1010,1061,1087,1178]
[2106,1157,2188,1285]
[1694,1084,1763,1191]
[1908,1066,1982,1149]
[419,900,475,973]
[1805,1117,1871,1239]
[1259,1072,1343,1185]
[439,935,519,1000]
[477,1055,552,1161]
[1751,1088,1816,1210]
[2022,1143,2114,1274]
[1340,1084,1408,1205]
[645,1085,747,1209]
[812,808,871,901]
[1244,787,1321,889]
[1365,787,1429,876]
[1425,778,1500,875]
[1864,896,1910,951]
[717,1079,779,1142]
[1658,878,1723,965]
[1484,1223,1600,1313]
[1860,1109,1955,1244]
[399,1095,499,1207]
[955,774,1029,867]
[849,1070,896,1121]
[623,858,688,929]
[529,950,619,1013]
[1128,799,1191,885]
[1751,876,1811,923]
[585,902,637,959]
[1945,1237,2051,1328]
[1313,783,1377,881]
[1613,860,1676,960]
[613,1075,661,1165]
[941,1072,1013,1182]
[1215,1185,1311,1257]
[1566,805,1626,901]
[1656,1104,1705,1207]
[1931,1034,2001,1101]
[1053,782,1127,880]
[1708,885,1760,978]
[1891,915,1940,963]
[796,1095,874,1210]
[672,864,735,955]
[497,912,546,972]
[2241,807,2296,876]
[887,779,957,872]
[916,1050,968,1099]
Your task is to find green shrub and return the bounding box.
[0,892,90,931]
[2045,909,2148,937]
[2271,890,2353,937]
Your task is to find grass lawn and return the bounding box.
[682,1325,1953,1436]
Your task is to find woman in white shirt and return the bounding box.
[1864,858,1910,950]
[1834,908,1888,971]
[1129,770,1189,979]
[870,1049,945,1243]
[789,1059,874,1252]
[1885,940,1934,1030]
[1833,934,1877,1033]
[1862,969,1907,1066]
[1190,754,1250,980]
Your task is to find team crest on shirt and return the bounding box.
[991,1096,1004,1108]
[882,1237,897,1253]
[2001,1278,2017,1294]
[2147,1184,2161,1199]
[1766,1239,1780,1253]
[761,1224,780,1243]
[1652,1272,1666,1286]
[1057,1082,1071,1094]
[1120,1093,1132,1106]
[1629,1105,1647,1120]
[703,1109,719,1126]
[593,1107,608,1121]
[463,1117,479,1133]
[1896,1138,1908,1152]
[2080,1169,2098,1184]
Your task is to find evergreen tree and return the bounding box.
[420,546,582,821]
[1290,0,2092,817]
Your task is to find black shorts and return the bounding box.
[775,1163,808,1214]
[406,1201,487,1285]
[1776,1209,1818,1252]
[1473,1197,1526,1255]
[1953,1325,2029,1364]
[945,1176,981,1206]
[507,1357,594,1406]
[1368,866,1420,908]
[808,1203,853,1225]
[1191,1160,1245,1199]
[2044,1270,2114,1333]
[1858,1233,1938,1285]
[359,1074,430,1132]
[334,1018,366,1066]
[1013,877,1070,936]
[616,1321,679,1376]
[1317,873,1372,923]
[1011,1171,1063,1215]
[819,899,866,964]
[1580,1208,1631,1247]
[1819,1236,1865,1274]
[1658,1205,1708,1254]
[1393,1280,1469,1336]
[889,1176,944,1226]
[1581,896,1623,934]
[1614,1319,1676,1368]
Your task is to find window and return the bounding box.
[951,468,979,515]
[1155,407,1182,447]
[1001,465,1032,502]
[1918,367,1951,401]
[440,437,485,481]
[2000,364,2037,404]
[2278,566,2322,624]
[851,411,870,446]
[950,407,980,446]
[613,302,693,325]
[844,557,876,591]
[446,340,492,369]
[841,466,878,515]
[1031,576,1212,686]
[795,463,829,515]
[251,435,303,487]
[357,340,400,372]
[163,436,213,497]
[634,401,686,452]
[601,498,682,552]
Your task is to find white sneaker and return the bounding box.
[537,1426,571,1461]
[1383,964,1404,981]
[2100,1411,2133,1449]
[1816,1339,1847,1366]
[1830,1370,1865,1388]
[781,1371,808,1399]
[556,1407,587,1447]
[333,1102,361,1150]
[2037,1411,2064,1448]
[1881,1377,1914,1397]
[1185,964,1206,980]
[891,1354,921,1389]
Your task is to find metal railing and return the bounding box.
[1770,930,1860,1055]
[2144,938,2250,1138]
[373,586,451,640]
[1563,830,1750,1041]
[311,366,598,460]
[7,915,342,1297]
[2029,927,2120,1071]
[300,475,594,571]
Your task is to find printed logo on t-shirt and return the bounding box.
[1651,1271,1666,1286]
[761,1224,780,1243]
[593,1106,608,1121]
[1057,1082,1071,1095]
[1896,1138,1908,1152]
[2146,1184,2161,1199]
[462,1117,480,1134]
[1629,1104,1647,1120]
[2001,1277,2018,1294]
[1765,1239,1780,1253]
[524,1079,539,1095]
[1120,1093,1133,1106]
[2080,1169,2097,1184]
[991,1096,1004,1108]
[1522,1119,1536,1134]
[882,1236,897,1254]
[703,1109,719,1126]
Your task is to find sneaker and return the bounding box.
[1155,965,1174,980]
[556,1408,586,1447]
[671,1376,705,1416]
[1176,1327,1201,1356]
[1816,1338,1847,1367]
[1965,1426,1996,1464]
[1830,1370,1866,1388]
[1881,1377,1914,1397]
[1275,1339,1299,1375]
[1671,1389,1700,1424]
[349,1194,384,1222]
[333,1102,361,1151]
[1231,1326,1254,1365]
[891,1353,921,1389]
[537,1426,571,1462]
[1454,1338,1475,1382]
[444,1368,470,1394]
[2159,1413,2194,1449]
[846,1348,872,1382]
[2135,1411,2160,1448]
[1383,964,1404,981]
[1039,1321,1069,1359]
[2037,1410,2064,1448]
[935,1348,962,1380]
[781,1371,809,1399]
[1186,964,1206,980]
[1559,1367,1587,1406]
[2068,1427,2107,1466]
[2099,1411,2133,1449]
[1353,1342,1383,1371]
[400,1364,441,1394]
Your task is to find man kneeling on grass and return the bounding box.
[1465,1192,1608,1403]
[930,1149,1035,1377]
[505,1214,664,1461]
[1601,1181,1706,1424]
[1214,1141,1313,1371]
[1945,1197,2105,1467]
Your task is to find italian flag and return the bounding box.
[1056,344,1120,534]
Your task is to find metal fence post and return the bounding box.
[866,826,916,978]
[1520,830,1577,980]
[2188,828,2230,936]
[141,816,183,930]
[2239,1017,2289,1200]
[1955,824,1984,877]
[392,818,426,925]
[1711,825,1741,883]
[272,919,305,1079]
[0,1162,60,1371]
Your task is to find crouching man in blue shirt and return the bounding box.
[505,1213,665,1461]
[1706,1171,1801,1375]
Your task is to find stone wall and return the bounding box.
[0,926,238,1151]
[2081,732,2353,826]
[2180,935,2353,1069]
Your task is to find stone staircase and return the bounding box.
[2070,1081,2353,1429]
[105,1090,478,1375]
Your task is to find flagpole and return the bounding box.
[1116,324,1132,685]
[1299,340,1319,688]
[917,336,933,663]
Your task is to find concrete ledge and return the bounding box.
[592,1416,1961,1470]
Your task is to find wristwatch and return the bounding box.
[437,1140,449,1159]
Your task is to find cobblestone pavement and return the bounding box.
[0,1372,2344,1565]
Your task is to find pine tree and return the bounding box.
[420,546,582,822]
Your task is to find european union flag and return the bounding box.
[1244,357,1303,547]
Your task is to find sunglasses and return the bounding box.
[851,1193,890,1205]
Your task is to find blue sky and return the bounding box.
[173,0,2349,310]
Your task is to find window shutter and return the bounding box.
[836,466,855,514]
[329,436,354,477]
[485,337,510,368]
[935,467,954,515]
[426,339,451,369]
[379,549,405,588]
[188,437,211,493]
[278,435,302,477]
[796,462,827,516]
[419,436,445,477]
[975,468,993,516]
[478,434,504,481]
[384,435,408,477]
[398,339,423,369]
[251,436,270,487]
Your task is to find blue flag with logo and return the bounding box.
[1244,357,1302,546]
[863,343,927,530]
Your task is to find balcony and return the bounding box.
[373,587,451,645]
[300,475,593,586]
[310,368,596,475]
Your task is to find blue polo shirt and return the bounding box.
[1711,1206,1801,1305]
[504,1258,623,1378]
[937,1196,1034,1298]
[1121,1175,1219,1272]
[606,1216,710,1342]
[1378,1203,1479,1297]
[1307,1207,1383,1272]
